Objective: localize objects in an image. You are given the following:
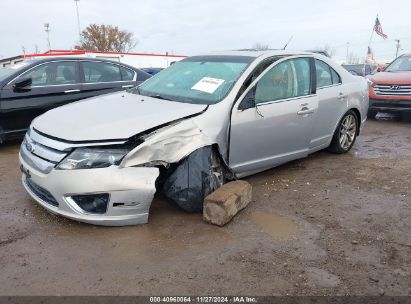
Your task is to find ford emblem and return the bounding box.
[25,141,35,153]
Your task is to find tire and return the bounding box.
[327,110,359,154]
[0,125,4,144]
[367,109,378,119]
[162,147,225,213]
[400,111,411,122]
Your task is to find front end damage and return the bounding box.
[20,116,223,226]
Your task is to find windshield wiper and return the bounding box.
[149,94,172,101]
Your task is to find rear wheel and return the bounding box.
[328,110,358,153]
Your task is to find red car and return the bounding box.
[367,53,411,117]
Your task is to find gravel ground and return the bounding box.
[0,117,410,296]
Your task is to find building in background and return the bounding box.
[0,50,187,69]
[0,55,26,67]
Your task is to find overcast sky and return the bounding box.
[1,0,410,62]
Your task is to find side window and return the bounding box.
[82,62,122,83]
[330,68,341,84]
[236,58,278,100]
[120,67,135,81]
[254,58,311,104]
[315,59,341,87]
[19,61,77,86]
[315,60,333,88]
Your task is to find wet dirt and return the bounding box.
[250,212,298,240]
[0,117,410,296]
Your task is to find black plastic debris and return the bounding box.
[162,146,214,213]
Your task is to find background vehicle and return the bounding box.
[0,58,151,143]
[141,68,164,75]
[19,51,368,226]
[367,53,411,118]
[342,64,373,76]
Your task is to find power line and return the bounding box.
[333,36,411,49]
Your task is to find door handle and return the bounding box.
[122,85,134,88]
[337,92,345,100]
[64,89,80,94]
[297,108,315,115]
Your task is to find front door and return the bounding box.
[229,57,318,176]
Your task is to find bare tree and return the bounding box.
[347,52,360,64]
[75,24,137,52]
[252,43,270,51]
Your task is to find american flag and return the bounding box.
[374,17,388,39]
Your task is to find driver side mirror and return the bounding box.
[376,66,385,72]
[238,88,256,110]
[13,77,32,91]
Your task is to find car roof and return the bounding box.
[199,49,311,58]
[21,56,142,71]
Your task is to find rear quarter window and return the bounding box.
[331,68,341,84]
[120,67,135,81]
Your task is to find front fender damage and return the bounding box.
[120,119,225,217]
[121,119,215,168]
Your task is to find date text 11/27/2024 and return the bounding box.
[149,296,257,303]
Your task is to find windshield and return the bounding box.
[0,62,30,82]
[135,55,253,105]
[385,56,411,72]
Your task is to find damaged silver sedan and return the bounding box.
[19,50,369,226]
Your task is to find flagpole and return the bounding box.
[368,14,377,47]
[364,14,377,75]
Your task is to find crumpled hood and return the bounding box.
[368,71,411,85]
[33,91,207,142]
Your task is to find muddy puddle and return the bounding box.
[351,117,411,159]
[250,211,298,240]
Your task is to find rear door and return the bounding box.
[79,61,137,99]
[0,60,81,134]
[310,59,345,148]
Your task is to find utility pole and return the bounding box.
[346,42,350,63]
[74,0,81,42]
[44,23,51,50]
[395,39,401,58]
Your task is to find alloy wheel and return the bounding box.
[339,114,357,150]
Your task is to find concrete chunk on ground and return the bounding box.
[203,180,252,226]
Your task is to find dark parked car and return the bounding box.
[0,57,151,143]
[342,64,373,77]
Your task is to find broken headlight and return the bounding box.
[57,148,129,170]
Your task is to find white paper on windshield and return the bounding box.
[192,77,225,94]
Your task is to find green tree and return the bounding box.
[75,24,137,52]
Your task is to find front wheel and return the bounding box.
[327,110,358,154]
